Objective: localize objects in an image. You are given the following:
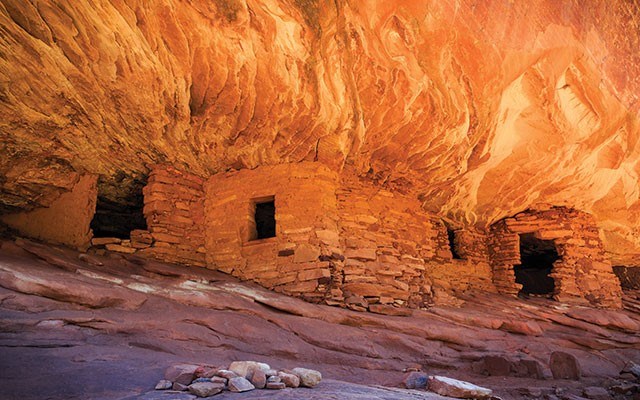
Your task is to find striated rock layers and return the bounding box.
[1,1,640,263]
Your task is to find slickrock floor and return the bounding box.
[0,238,639,400]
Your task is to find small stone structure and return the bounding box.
[137,165,207,267]
[124,163,622,309]
[2,162,624,310]
[489,208,622,308]
[204,163,339,303]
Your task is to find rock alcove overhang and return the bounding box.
[0,0,639,264]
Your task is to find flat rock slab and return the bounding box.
[228,376,255,392]
[188,382,225,397]
[427,376,492,399]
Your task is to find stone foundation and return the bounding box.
[489,207,622,308]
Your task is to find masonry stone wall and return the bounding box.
[90,163,623,311]
[335,178,432,310]
[334,175,496,311]
[425,225,496,303]
[204,162,340,303]
[488,207,622,308]
[136,165,206,266]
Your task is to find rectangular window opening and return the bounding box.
[253,197,276,240]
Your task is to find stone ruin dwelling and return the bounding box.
[0,162,624,311]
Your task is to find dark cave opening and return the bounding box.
[447,228,462,259]
[90,176,147,239]
[515,233,559,295]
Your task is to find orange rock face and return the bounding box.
[1,1,639,263]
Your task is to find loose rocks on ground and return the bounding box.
[156,361,323,397]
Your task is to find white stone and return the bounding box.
[427,375,492,399]
[228,361,271,379]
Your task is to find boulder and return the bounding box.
[195,367,219,379]
[228,361,270,379]
[516,359,545,379]
[211,376,227,385]
[482,356,511,376]
[278,372,300,388]
[550,351,581,380]
[228,376,255,392]
[265,369,279,377]
[402,371,428,389]
[188,382,224,398]
[154,380,172,390]
[249,368,266,389]
[291,367,322,388]
[266,382,287,390]
[427,376,492,399]
[216,369,238,380]
[165,363,200,385]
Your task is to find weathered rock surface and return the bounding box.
[582,386,611,400]
[1,1,640,264]
[402,371,428,389]
[291,367,322,388]
[165,364,200,385]
[277,372,300,388]
[154,380,172,390]
[427,376,492,399]
[249,368,266,389]
[229,361,270,379]
[0,239,639,399]
[188,381,224,398]
[550,351,582,380]
[227,377,255,392]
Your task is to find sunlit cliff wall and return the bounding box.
[1,1,640,265]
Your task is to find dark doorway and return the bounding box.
[254,199,276,240]
[515,233,559,295]
[90,175,147,239]
[447,228,462,259]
